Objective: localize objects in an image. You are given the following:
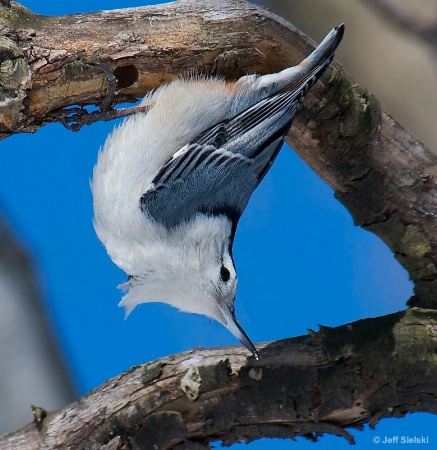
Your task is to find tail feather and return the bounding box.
[254,24,345,94]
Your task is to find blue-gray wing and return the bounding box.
[141,144,259,230]
[140,83,308,230]
[140,45,336,230]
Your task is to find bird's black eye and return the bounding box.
[220,265,231,283]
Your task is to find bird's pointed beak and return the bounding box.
[219,306,260,360]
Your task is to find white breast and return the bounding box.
[91,77,234,274]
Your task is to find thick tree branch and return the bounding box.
[287,70,437,309]
[0,0,314,135]
[1,308,436,449]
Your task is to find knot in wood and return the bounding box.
[0,36,29,91]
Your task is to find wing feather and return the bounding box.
[141,144,255,230]
[140,30,341,231]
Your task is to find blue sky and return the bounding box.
[1,1,434,448]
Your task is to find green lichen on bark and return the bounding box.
[197,359,231,393]
[327,69,381,148]
[318,308,436,367]
[0,2,47,32]
[141,361,163,385]
[400,225,432,259]
[393,308,437,366]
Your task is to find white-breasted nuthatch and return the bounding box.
[91,24,344,359]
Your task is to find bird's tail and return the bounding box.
[234,24,344,104]
[261,24,343,92]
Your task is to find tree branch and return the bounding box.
[1,308,436,449]
[287,66,437,309]
[0,0,311,135]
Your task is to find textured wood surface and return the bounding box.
[1,309,436,449]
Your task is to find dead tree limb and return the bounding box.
[0,0,318,135]
[0,308,436,449]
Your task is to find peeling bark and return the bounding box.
[0,0,313,135]
[1,309,436,449]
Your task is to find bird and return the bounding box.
[91,24,344,360]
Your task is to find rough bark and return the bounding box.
[0,0,315,135]
[1,308,436,449]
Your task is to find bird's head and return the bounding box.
[118,214,259,358]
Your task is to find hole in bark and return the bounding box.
[114,65,138,89]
